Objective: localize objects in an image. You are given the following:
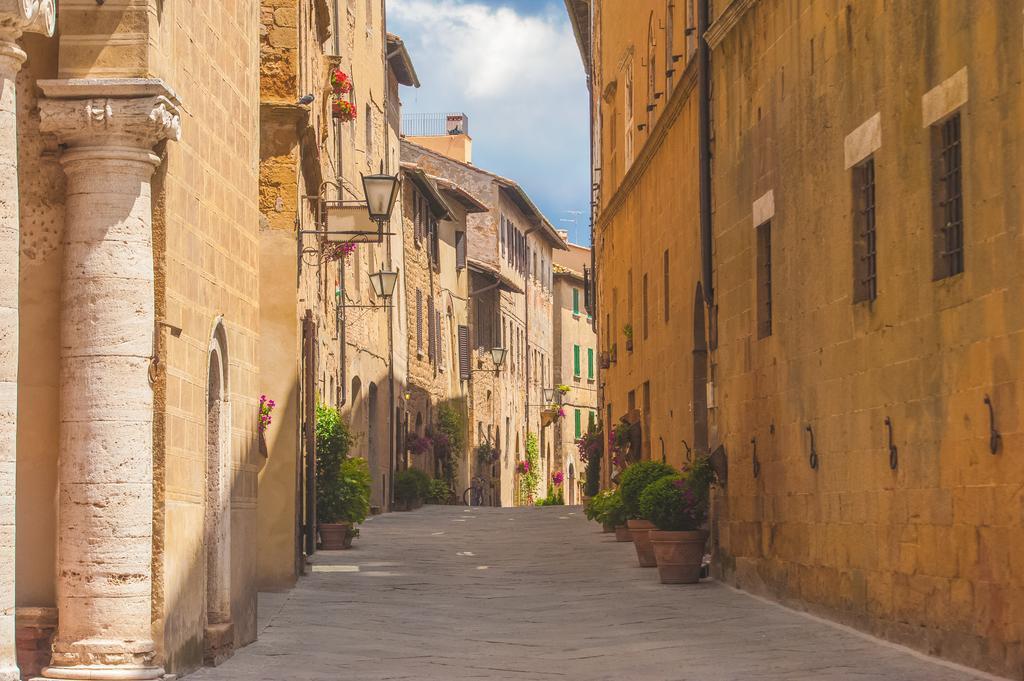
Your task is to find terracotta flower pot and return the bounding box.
[627,519,657,567]
[601,522,615,533]
[650,529,709,584]
[319,522,354,550]
[613,525,631,542]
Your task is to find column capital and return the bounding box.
[0,0,55,39]
[37,78,182,151]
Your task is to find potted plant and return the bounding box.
[623,324,634,351]
[619,460,677,567]
[640,456,716,584]
[394,468,431,510]
[314,404,366,549]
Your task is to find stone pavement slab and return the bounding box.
[190,506,996,681]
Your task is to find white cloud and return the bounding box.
[389,0,591,244]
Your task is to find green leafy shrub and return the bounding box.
[395,467,431,505]
[426,478,452,504]
[434,401,467,485]
[333,457,371,524]
[535,485,565,506]
[619,460,677,519]
[315,404,360,524]
[517,432,541,505]
[638,457,716,530]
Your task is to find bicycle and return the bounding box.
[462,475,489,507]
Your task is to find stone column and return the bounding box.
[36,79,180,681]
[0,3,54,680]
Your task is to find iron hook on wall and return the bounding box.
[983,395,1002,455]
[681,439,692,462]
[805,425,818,470]
[884,416,898,470]
[751,437,760,479]
[659,436,667,464]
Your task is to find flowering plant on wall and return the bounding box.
[516,459,530,475]
[552,470,564,486]
[330,68,353,94]
[332,98,357,122]
[323,241,357,263]
[258,395,276,434]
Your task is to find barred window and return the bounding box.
[933,112,964,279]
[852,157,877,302]
[756,220,772,339]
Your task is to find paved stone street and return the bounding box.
[192,506,992,681]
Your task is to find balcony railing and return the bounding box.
[401,112,470,137]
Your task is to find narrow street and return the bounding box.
[192,507,989,681]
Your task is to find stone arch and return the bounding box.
[204,317,234,663]
[693,284,709,455]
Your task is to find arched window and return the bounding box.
[647,12,657,128]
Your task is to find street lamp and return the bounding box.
[542,387,556,404]
[368,268,399,300]
[362,171,401,223]
[490,346,507,370]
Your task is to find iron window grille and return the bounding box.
[852,157,877,302]
[933,112,964,279]
[756,220,772,339]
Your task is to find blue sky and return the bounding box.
[389,0,591,245]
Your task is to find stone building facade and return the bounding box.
[256,0,416,595]
[10,1,263,678]
[551,236,598,505]
[705,1,1023,677]
[401,138,567,506]
[398,164,485,494]
[570,0,1024,677]
[567,0,706,486]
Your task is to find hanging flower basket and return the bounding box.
[330,68,353,95]
[332,98,357,122]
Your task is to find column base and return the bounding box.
[34,666,165,681]
[202,623,234,667]
[0,664,21,681]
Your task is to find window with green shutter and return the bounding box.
[574,409,582,439]
[587,348,594,379]
[572,287,580,315]
[573,344,580,376]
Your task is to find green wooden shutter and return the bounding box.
[572,288,579,314]
[587,348,594,379]
[574,409,582,439]
[573,344,580,376]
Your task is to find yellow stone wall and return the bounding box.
[148,0,263,672]
[593,0,705,479]
[707,1,1024,676]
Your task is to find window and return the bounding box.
[852,157,877,302]
[756,221,773,338]
[588,410,596,431]
[573,344,581,377]
[647,13,657,128]
[455,230,466,269]
[665,1,675,95]
[500,215,506,255]
[365,104,373,159]
[642,273,649,340]
[933,112,964,279]
[663,249,670,321]
[624,63,635,166]
[574,409,582,439]
[427,295,435,362]
[415,289,423,352]
[572,288,580,315]
[627,269,633,332]
[587,348,594,380]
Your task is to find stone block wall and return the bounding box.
[150,0,262,673]
[707,1,1024,677]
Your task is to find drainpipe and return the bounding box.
[697,0,713,308]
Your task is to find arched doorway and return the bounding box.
[693,284,709,455]
[205,320,233,664]
[368,382,380,506]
